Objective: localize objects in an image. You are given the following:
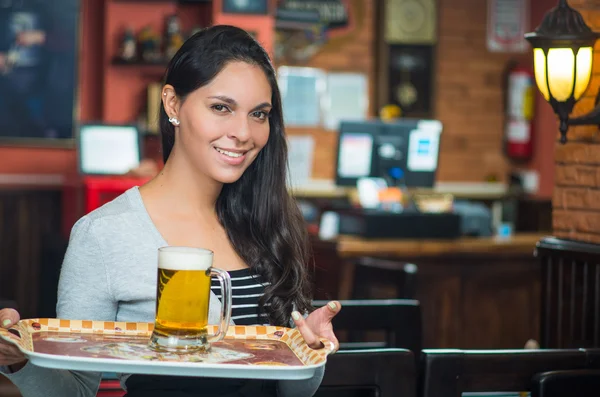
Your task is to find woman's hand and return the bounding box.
[292,301,341,352]
[0,308,27,370]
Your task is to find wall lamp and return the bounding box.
[525,0,600,144]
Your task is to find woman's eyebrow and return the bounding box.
[208,95,237,105]
[251,102,272,112]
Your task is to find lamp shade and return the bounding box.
[533,46,593,102]
[525,0,598,108]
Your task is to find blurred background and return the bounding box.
[3,0,600,394]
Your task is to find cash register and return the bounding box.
[329,119,487,239]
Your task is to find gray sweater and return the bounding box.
[0,187,324,396]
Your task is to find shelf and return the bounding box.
[110,58,171,77]
[112,57,168,67]
[113,0,210,3]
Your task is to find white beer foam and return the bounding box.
[158,247,213,270]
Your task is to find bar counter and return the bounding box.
[335,233,543,258]
[312,233,545,350]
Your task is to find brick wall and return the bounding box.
[552,1,600,243]
[434,0,529,182]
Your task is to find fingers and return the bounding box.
[0,309,25,366]
[0,342,25,366]
[323,301,341,321]
[292,311,324,350]
[0,309,20,329]
[327,301,342,318]
[324,330,340,353]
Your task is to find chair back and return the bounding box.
[315,348,416,397]
[313,299,422,353]
[419,348,600,397]
[532,369,600,397]
[535,237,600,348]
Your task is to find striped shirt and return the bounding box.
[211,267,270,325]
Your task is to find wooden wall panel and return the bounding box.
[0,191,64,319]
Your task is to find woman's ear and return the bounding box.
[162,85,180,121]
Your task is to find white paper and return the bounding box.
[487,0,529,53]
[286,135,315,188]
[79,125,140,175]
[407,123,441,172]
[278,66,325,127]
[337,133,373,178]
[323,72,368,130]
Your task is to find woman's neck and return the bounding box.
[144,149,223,217]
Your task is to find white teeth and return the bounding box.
[215,147,243,158]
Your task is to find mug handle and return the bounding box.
[208,268,232,343]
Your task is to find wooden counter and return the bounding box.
[335,233,545,258]
[311,233,545,351]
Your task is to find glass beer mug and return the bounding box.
[149,247,232,353]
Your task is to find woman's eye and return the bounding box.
[253,111,268,120]
[212,104,229,113]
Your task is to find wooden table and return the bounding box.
[327,233,544,300]
[335,233,544,258]
[311,233,546,350]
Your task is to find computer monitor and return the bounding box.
[335,119,442,187]
[77,123,142,176]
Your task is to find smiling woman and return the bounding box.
[0,25,340,397]
[161,60,273,183]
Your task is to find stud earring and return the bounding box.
[168,117,180,126]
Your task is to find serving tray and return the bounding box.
[0,318,334,380]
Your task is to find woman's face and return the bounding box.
[166,61,272,184]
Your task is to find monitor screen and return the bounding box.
[78,124,141,175]
[335,119,442,188]
[337,133,374,178]
[406,123,441,172]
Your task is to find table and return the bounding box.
[311,233,545,349]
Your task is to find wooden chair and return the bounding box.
[419,348,600,397]
[531,369,600,397]
[314,348,416,397]
[352,258,418,300]
[313,299,422,353]
[535,237,600,348]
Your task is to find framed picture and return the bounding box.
[0,0,81,146]
[386,44,435,117]
[222,0,269,15]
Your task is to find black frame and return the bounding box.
[0,0,82,147]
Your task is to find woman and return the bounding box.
[0,25,340,397]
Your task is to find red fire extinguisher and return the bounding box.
[504,63,535,161]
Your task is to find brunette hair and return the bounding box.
[159,25,313,325]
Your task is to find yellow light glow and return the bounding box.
[574,47,593,100]
[538,47,594,102]
[547,48,576,101]
[533,48,550,101]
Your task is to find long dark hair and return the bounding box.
[159,25,313,326]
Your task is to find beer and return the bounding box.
[149,247,232,353]
[154,267,211,340]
